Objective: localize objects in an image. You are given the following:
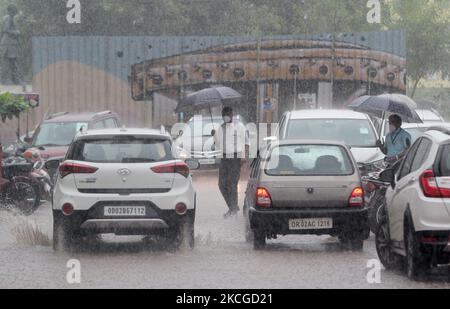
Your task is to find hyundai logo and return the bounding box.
[117,168,132,176]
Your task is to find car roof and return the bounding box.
[75,128,170,140]
[263,139,353,158]
[288,109,369,120]
[402,123,434,129]
[44,111,118,123]
[272,139,350,147]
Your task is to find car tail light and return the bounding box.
[62,203,74,216]
[349,187,364,207]
[420,170,450,198]
[256,187,272,208]
[151,162,190,178]
[59,162,98,179]
[420,236,438,244]
[175,203,187,215]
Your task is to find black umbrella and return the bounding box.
[176,87,243,114]
[348,94,423,135]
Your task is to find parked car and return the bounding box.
[270,110,384,166]
[25,111,121,160]
[174,115,249,168]
[415,109,445,123]
[376,127,450,280]
[52,128,199,251]
[244,140,369,250]
[376,121,439,143]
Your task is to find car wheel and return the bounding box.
[172,221,195,250]
[253,230,266,250]
[53,218,78,252]
[405,219,429,280]
[338,234,364,252]
[369,193,386,234]
[245,219,254,243]
[375,218,402,270]
[350,239,364,251]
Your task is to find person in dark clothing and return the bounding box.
[213,107,249,218]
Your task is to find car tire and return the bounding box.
[245,219,254,243]
[350,239,364,251]
[375,218,402,270]
[405,218,429,280]
[339,234,364,252]
[172,220,195,251]
[253,230,266,250]
[53,218,78,252]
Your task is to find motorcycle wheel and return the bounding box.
[14,181,40,216]
[368,190,386,234]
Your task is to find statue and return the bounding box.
[0,5,21,85]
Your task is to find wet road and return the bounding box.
[0,171,449,289]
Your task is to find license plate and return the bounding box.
[104,206,146,217]
[199,159,216,165]
[289,218,333,230]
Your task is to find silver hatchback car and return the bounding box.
[244,140,370,250]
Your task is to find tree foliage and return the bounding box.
[0,0,449,87]
[0,92,30,122]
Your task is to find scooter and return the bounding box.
[364,175,390,234]
[1,145,40,215]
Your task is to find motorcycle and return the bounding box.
[361,159,403,234]
[0,151,40,215]
[363,174,390,234]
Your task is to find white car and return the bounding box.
[415,109,445,123]
[272,110,384,165]
[52,128,199,251]
[376,127,450,280]
[376,120,441,143]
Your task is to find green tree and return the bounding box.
[384,0,450,98]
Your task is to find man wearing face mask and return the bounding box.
[377,114,411,164]
[212,107,249,218]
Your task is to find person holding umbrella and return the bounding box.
[212,106,249,218]
[376,114,412,164]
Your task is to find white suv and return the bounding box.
[376,127,450,280]
[52,128,198,251]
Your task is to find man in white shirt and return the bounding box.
[213,107,249,218]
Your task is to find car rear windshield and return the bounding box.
[265,144,354,176]
[438,144,450,176]
[69,137,174,163]
[286,119,377,147]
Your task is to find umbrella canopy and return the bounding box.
[176,87,243,113]
[348,94,423,123]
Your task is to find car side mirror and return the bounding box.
[24,137,33,144]
[379,169,395,186]
[185,159,200,171]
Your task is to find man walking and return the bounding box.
[213,107,249,218]
[377,114,412,163]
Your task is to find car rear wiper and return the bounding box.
[121,158,156,163]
